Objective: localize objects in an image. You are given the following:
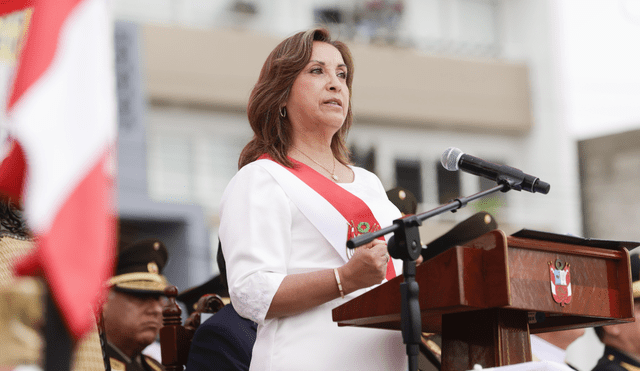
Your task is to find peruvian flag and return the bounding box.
[0,0,117,340]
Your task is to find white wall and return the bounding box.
[500,0,582,236]
[541,1,640,369]
[556,0,640,141]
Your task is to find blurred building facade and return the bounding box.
[109,0,583,287]
[3,1,640,369]
[107,2,640,370]
[579,129,640,242]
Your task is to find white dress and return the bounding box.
[219,159,408,371]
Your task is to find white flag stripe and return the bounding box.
[10,0,116,232]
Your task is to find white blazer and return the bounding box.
[220,160,407,371]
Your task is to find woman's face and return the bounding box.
[285,41,349,140]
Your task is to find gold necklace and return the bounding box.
[291,145,338,181]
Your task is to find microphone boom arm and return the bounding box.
[346,183,507,251]
[346,183,508,371]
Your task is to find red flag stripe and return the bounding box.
[0,139,26,200]
[7,0,82,110]
[2,0,117,340]
[15,150,116,336]
[0,0,33,16]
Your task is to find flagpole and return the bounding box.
[45,291,73,371]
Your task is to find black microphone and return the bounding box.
[441,147,550,194]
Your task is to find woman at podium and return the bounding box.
[218,28,409,371]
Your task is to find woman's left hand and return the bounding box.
[415,254,423,266]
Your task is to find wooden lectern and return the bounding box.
[332,229,638,371]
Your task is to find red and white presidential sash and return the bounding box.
[256,155,396,280]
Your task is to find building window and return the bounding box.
[350,145,376,173]
[437,160,460,204]
[456,0,500,54]
[195,136,245,209]
[315,8,342,24]
[149,135,193,203]
[148,130,247,213]
[395,159,423,203]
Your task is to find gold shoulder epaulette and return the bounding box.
[620,361,640,371]
[109,357,126,371]
[144,355,165,371]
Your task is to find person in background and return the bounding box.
[219,27,417,371]
[0,196,109,371]
[0,196,42,371]
[386,186,418,216]
[184,245,257,371]
[591,250,640,371]
[101,239,169,371]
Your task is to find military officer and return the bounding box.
[592,250,640,371]
[101,239,170,371]
[386,186,418,216]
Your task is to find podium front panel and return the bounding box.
[332,229,635,371]
[506,235,633,332]
[332,230,634,333]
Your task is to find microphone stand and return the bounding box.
[347,182,512,371]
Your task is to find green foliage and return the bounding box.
[472,195,504,216]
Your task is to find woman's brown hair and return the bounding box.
[238,28,354,169]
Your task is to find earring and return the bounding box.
[280,106,287,118]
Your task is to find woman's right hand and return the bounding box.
[337,239,390,294]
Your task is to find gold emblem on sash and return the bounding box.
[346,220,381,259]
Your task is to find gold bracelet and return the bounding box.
[333,268,345,299]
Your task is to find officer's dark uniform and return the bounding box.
[592,252,640,371]
[105,239,170,371]
[386,186,418,216]
[106,344,164,371]
[179,246,257,371]
[593,347,640,371]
